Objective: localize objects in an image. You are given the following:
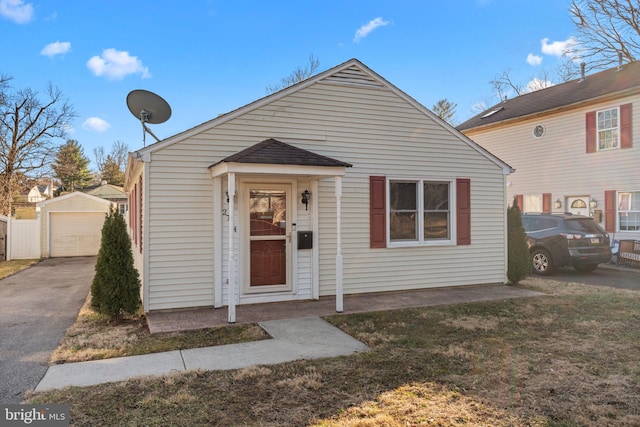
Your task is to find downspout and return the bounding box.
[142,159,151,312]
[503,173,510,284]
[213,176,223,308]
[335,176,343,312]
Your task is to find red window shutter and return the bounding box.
[604,190,616,233]
[456,178,471,245]
[620,103,632,149]
[515,195,523,212]
[129,184,138,245]
[139,176,143,253]
[370,176,386,248]
[542,193,551,213]
[586,111,597,153]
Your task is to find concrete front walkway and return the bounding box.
[36,317,369,391]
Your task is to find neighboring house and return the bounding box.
[86,181,128,215]
[124,58,513,322]
[27,185,53,203]
[457,60,640,242]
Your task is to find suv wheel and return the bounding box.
[574,264,598,273]
[531,249,554,275]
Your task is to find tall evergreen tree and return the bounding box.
[94,140,127,186]
[52,140,92,192]
[507,197,531,285]
[432,98,458,125]
[91,208,141,323]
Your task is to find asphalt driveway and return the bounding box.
[0,257,95,403]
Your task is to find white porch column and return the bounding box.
[227,172,237,323]
[335,176,343,313]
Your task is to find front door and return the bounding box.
[245,184,291,293]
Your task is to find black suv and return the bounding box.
[521,213,612,275]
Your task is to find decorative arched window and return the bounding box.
[571,199,587,209]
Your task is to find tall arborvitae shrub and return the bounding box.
[507,197,531,285]
[91,208,141,323]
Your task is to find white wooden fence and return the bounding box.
[0,215,41,260]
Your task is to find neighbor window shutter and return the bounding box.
[515,195,523,212]
[604,190,616,233]
[620,103,632,149]
[370,176,386,248]
[542,193,551,213]
[586,111,597,153]
[456,178,471,245]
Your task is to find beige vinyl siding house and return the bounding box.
[125,59,513,321]
[457,60,640,245]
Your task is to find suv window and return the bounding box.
[529,217,558,232]
[564,218,603,233]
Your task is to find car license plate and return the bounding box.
[591,238,600,244]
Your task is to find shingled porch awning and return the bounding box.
[209,139,352,323]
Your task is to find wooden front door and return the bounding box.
[246,185,291,292]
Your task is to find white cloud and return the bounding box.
[525,77,554,93]
[82,117,111,132]
[527,53,543,66]
[541,37,577,57]
[0,0,34,24]
[40,41,71,57]
[86,48,151,80]
[354,17,390,43]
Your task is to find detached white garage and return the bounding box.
[37,192,114,258]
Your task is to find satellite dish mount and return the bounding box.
[126,90,172,147]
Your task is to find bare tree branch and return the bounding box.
[570,0,640,71]
[0,80,75,214]
[266,54,320,94]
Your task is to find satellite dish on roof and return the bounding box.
[126,89,171,146]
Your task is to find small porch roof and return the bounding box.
[209,138,352,178]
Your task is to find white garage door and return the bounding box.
[50,212,106,257]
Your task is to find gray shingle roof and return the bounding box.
[457,60,640,132]
[209,138,353,168]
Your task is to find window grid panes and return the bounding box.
[389,181,417,240]
[618,191,640,231]
[389,179,451,243]
[423,182,450,239]
[597,108,619,150]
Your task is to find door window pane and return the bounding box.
[250,190,286,236]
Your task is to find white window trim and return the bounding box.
[596,106,620,151]
[617,190,640,232]
[386,177,456,248]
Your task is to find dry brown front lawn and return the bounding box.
[0,259,40,279]
[50,294,268,364]
[29,277,640,426]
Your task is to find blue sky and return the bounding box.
[1,0,576,169]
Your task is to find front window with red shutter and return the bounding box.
[597,107,619,150]
[388,179,452,245]
[618,191,640,231]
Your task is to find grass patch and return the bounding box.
[50,294,269,364]
[0,259,40,279]
[29,277,640,426]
